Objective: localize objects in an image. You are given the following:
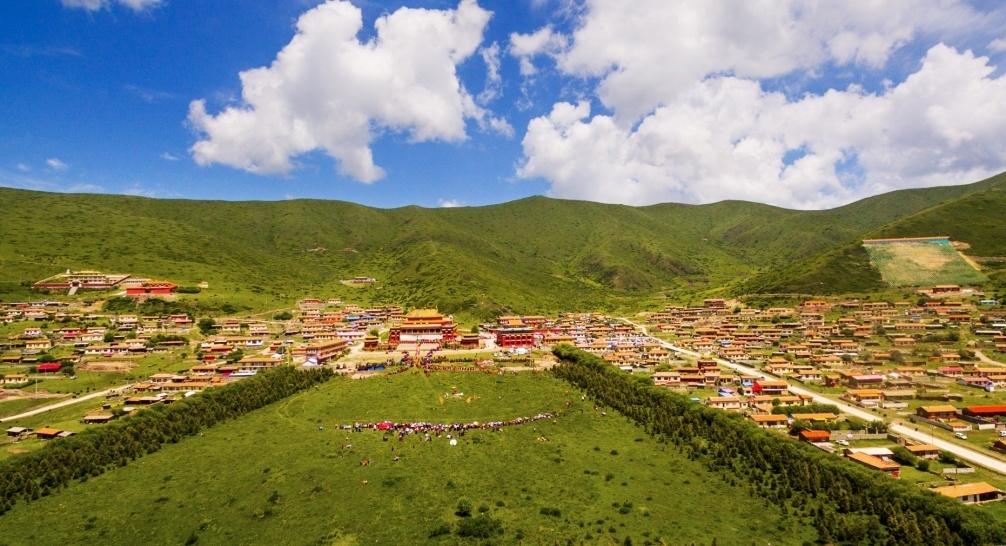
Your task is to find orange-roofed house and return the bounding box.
[917,405,958,421]
[846,451,900,477]
[933,482,1004,504]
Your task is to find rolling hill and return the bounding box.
[1,171,1003,318]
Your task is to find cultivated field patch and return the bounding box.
[863,237,987,286]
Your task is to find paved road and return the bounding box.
[623,318,1006,475]
[0,385,131,423]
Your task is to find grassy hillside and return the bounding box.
[0,371,816,545]
[1,171,1002,317]
[742,173,1006,294]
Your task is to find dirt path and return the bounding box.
[975,349,1006,367]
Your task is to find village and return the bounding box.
[3,270,1006,507]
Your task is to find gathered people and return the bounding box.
[342,411,558,439]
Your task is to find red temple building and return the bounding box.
[388,309,457,348]
[494,316,536,349]
[125,281,178,298]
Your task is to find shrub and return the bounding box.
[456,515,502,538]
[539,507,562,517]
[428,523,451,538]
[455,498,472,518]
[891,447,918,466]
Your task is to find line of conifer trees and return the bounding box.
[551,345,1006,545]
[0,366,333,515]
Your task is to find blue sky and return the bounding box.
[2,1,1006,209]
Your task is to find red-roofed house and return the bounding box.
[963,406,1006,418]
[126,281,178,297]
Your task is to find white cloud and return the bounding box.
[990,38,1006,53]
[519,45,1006,209]
[0,169,105,194]
[477,42,502,104]
[529,0,987,121]
[15,163,30,172]
[189,0,502,182]
[45,158,69,172]
[61,0,161,12]
[160,152,180,161]
[438,198,464,208]
[508,26,567,76]
[125,84,175,103]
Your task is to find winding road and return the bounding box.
[623,318,1006,475]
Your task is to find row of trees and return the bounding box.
[0,366,333,515]
[551,345,1006,545]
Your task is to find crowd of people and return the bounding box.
[342,411,559,440]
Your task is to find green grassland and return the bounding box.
[0,371,816,545]
[2,171,1003,319]
[0,397,62,419]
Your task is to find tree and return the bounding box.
[892,447,918,466]
[273,311,293,321]
[198,318,216,335]
[103,332,115,343]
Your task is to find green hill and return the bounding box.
[1,171,1002,318]
[743,174,1006,295]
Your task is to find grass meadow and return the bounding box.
[0,370,815,545]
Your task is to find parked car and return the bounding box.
[954,432,968,440]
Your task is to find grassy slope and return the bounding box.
[0,371,815,545]
[1,171,1000,317]
[742,172,1006,293]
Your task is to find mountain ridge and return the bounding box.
[2,171,1003,318]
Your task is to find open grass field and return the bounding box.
[0,396,63,419]
[0,370,816,545]
[864,240,987,287]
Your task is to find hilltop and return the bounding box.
[1,171,1003,318]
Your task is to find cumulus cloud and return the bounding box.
[46,158,69,172]
[990,38,1006,53]
[61,0,161,12]
[508,26,567,76]
[525,0,987,121]
[519,44,1006,209]
[189,0,506,182]
[160,152,180,161]
[437,198,464,208]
